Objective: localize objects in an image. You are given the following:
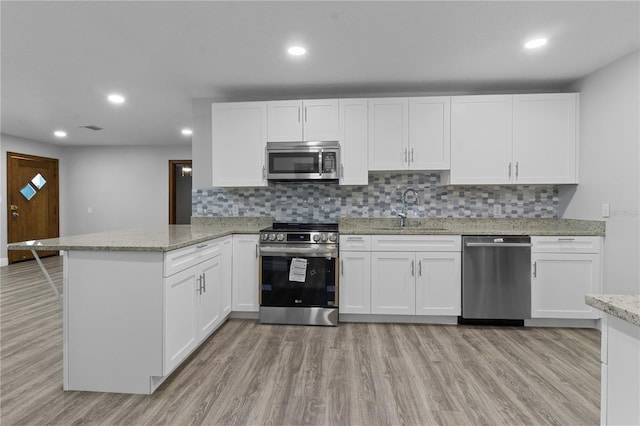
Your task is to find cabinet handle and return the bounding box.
[202,273,206,293]
[304,106,308,122]
[347,236,364,241]
[341,260,344,276]
[197,244,208,249]
[196,276,202,295]
[255,244,258,258]
[418,260,422,277]
[411,148,414,163]
[298,107,301,123]
[508,162,512,179]
[558,238,575,241]
[404,148,408,163]
[341,164,344,178]
[532,261,537,278]
[515,162,519,179]
[411,260,414,276]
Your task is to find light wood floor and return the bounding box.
[1,256,600,426]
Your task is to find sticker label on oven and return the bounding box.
[289,258,308,282]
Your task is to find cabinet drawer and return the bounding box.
[164,239,221,277]
[372,235,461,252]
[340,235,372,251]
[531,236,601,253]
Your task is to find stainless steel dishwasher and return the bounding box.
[461,236,531,325]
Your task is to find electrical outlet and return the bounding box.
[232,205,239,215]
[602,203,610,218]
[493,204,502,216]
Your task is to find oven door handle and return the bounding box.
[259,246,338,258]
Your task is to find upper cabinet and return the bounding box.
[368,97,451,171]
[267,99,339,142]
[449,93,578,185]
[512,93,578,184]
[339,99,369,185]
[211,102,267,187]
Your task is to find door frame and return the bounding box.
[168,160,192,224]
[7,152,60,264]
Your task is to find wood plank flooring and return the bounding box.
[1,256,600,425]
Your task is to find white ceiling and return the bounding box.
[1,1,638,147]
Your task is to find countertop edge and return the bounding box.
[585,294,640,327]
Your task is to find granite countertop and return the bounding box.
[7,217,273,253]
[585,294,640,327]
[339,217,605,236]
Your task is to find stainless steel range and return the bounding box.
[259,222,339,326]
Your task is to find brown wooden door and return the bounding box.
[7,152,59,264]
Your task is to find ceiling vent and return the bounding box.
[79,125,103,131]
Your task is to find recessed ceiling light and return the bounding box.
[287,46,306,56]
[107,93,126,104]
[181,128,193,136]
[524,38,548,49]
[53,130,67,138]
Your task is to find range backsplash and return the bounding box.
[193,173,558,222]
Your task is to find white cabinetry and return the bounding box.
[339,235,372,314]
[369,97,450,171]
[513,93,578,184]
[370,235,461,316]
[339,99,369,185]
[164,237,231,375]
[450,93,578,184]
[450,95,513,184]
[531,236,602,319]
[232,234,260,312]
[267,99,339,142]
[212,102,267,187]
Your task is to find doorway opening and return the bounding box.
[7,152,60,264]
[169,160,192,224]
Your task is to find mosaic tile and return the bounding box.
[193,172,559,221]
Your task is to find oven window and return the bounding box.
[269,152,319,174]
[261,256,336,307]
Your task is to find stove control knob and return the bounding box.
[320,233,328,242]
[312,234,320,242]
[276,233,285,241]
[268,233,276,241]
[328,233,337,242]
[260,234,268,241]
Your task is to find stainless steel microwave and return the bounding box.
[266,141,340,181]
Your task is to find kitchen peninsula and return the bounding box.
[8,217,605,394]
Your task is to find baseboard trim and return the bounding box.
[339,314,459,325]
[525,318,600,329]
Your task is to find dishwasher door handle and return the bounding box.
[465,242,532,248]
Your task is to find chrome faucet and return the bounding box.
[398,188,419,227]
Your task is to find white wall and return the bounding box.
[62,145,191,236]
[1,134,64,265]
[560,50,640,294]
[1,137,191,264]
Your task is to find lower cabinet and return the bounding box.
[163,236,232,375]
[531,236,602,319]
[232,234,260,312]
[341,235,461,317]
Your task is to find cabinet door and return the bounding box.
[415,252,461,316]
[267,100,303,141]
[303,99,339,141]
[212,102,267,187]
[531,253,601,319]
[371,252,415,315]
[409,97,451,170]
[164,267,198,374]
[450,95,513,184]
[220,236,233,317]
[198,255,223,337]
[513,93,578,184]
[232,234,260,312]
[339,99,369,185]
[339,251,371,314]
[368,98,409,171]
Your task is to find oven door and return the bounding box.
[259,245,338,308]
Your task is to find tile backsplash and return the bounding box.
[193,172,558,222]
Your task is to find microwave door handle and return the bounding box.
[318,151,323,177]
